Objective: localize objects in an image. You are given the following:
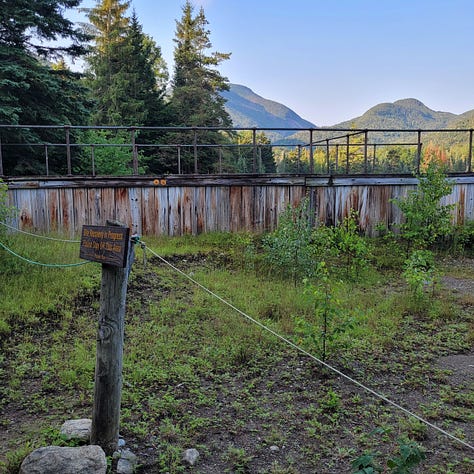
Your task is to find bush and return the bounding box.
[392,163,454,250]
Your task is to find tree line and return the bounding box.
[0,0,276,175]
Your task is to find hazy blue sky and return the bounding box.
[70,0,474,125]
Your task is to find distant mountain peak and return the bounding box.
[220,84,474,143]
[335,98,458,129]
[221,84,316,138]
[393,98,427,108]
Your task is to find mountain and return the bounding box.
[221,85,474,147]
[334,98,457,129]
[221,84,315,137]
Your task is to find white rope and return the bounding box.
[144,244,474,452]
[0,221,80,243]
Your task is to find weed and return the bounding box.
[387,438,426,473]
[262,196,316,285]
[224,445,253,473]
[1,231,473,472]
[156,442,184,473]
[0,442,34,473]
[296,265,355,361]
[330,210,371,279]
[402,249,436,301]
[352,438,425,474]
[320,388,342,413]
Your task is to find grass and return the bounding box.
[0,231,473,473]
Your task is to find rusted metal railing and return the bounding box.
[1,124,473,177]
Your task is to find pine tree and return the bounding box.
[171,1,231,127]
[87,3,168,128]
[167,0,232,173]
[0,0,92,175]
[87,0,131,125]
[234,131,276,173]
[123,11,168,126]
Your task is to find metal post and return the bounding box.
[335,144,339,172]
[252,128,257,172]
[346,134,350,174]
[309,129,314,173]
[131,128,138,175]
[91,145,96,177]
[468,129,473,173]
[373,144,377,171]
[416,130,422,174]
[326,139,330,173]
[45,145,49,176]
[364,130,368,173]
[297,145,301,173]
[193,128,198,174]
[0,137,3,176]
[177,145,181,174]
[65,125,72,176]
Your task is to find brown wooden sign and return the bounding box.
[80,225,130,267]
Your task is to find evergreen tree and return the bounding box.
[124,11,168,127]
[167,0,232,173]
[235,131,276,173]
[87,3,169,127]
[87,0,131,125]
[0,0,92,175]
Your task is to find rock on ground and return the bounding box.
[182,448,200,466]
[59,418,92,442]
[19,445,106,474]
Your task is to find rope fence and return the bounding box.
[0,221,80,243]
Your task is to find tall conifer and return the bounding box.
[87,0,131,125]
[169,0,231,173]
[87,2,168,127]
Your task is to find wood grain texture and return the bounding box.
[6,175,474,237]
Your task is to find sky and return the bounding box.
[67,0,474,126]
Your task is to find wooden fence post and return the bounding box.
[90,221,135,455]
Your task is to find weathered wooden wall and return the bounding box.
[5,174,474,237]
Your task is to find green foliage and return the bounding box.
[168,1,231,173]
[387,439,426,473]
[0,180,17,230]
[351,452,381,473]
[1,233,472,472]
[0,1,92,174]
[330,211,371,279]
[262,197,315,285]
[445,220,474,255]
[263,202,369,285]
[0,442,34,473]
[233,131,276,173]
[224,445,253,473]
[392,163,455,250]
[296,265,354,361]
[75,129,145,175]
[402,250,435,301]
[352,439,425,474]
[87,2,167,127]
